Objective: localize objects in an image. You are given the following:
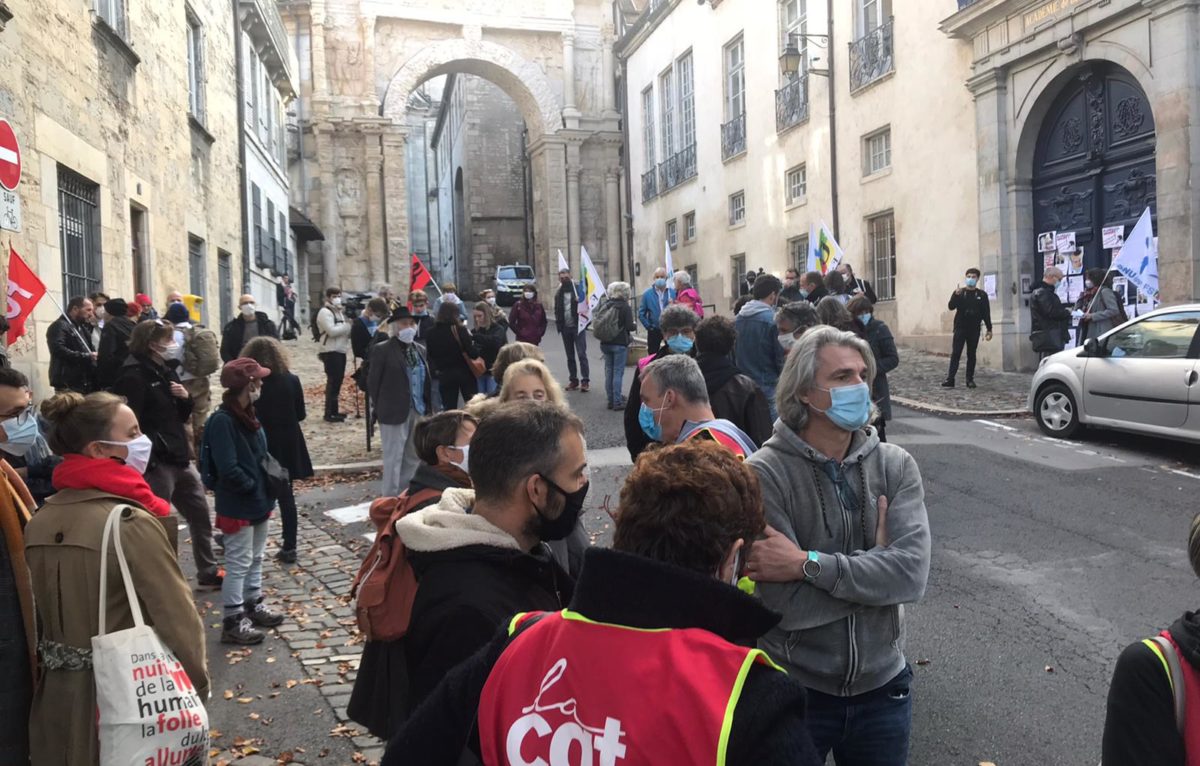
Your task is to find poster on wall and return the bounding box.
[1043,251,1057,270]
[1055,231,1076,254]
[983,273,998,300]
[1038,231,1057,253]
[1102,225,1125,249]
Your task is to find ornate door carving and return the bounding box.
[1031,62,1156,279]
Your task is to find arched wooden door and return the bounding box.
[1031,62,1156,290]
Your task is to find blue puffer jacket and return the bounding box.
[201,405,274,520]
[734,300,786,390]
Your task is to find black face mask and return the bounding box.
[533,474,589,541]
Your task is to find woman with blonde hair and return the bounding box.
[499,359,565,405]
[241,336,313,562]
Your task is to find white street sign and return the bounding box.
[0,188,20,232]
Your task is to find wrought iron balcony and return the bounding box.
[776,75,810,132]
[641,168,658,203]
[849,19,895,93]
[658,144,697,193]
[721,113,746,160]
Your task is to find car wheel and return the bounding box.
[1035,383,1082,438]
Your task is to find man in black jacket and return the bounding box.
[554,268,589,392]
[942,267,993,389]
[46,296,97,393]
[220,294,279,362]
[391,402,584,713]
[1030,266,1073,359]
[696,315,772,447]
[112,321,220,587]
[383,439,821,766]
[800,271,829,304]
[95,297,137,389]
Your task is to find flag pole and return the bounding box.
[43,289,94,351]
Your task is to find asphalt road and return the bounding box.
[202,326,1200,764]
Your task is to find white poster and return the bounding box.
[1063,247,1085,275]
[1102,225,1125,249]
[1038,231,1057,253]
[1055,231,1076,254]
[983,273,998,300]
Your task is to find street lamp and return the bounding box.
[779,34,803,78]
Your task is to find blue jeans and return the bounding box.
[760,382,778,421]
[804,665,913,766]
[601,343,629,407]
[477,373,497,395]
[222,518,269,617]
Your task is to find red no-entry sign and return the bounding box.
[0,120,21,191]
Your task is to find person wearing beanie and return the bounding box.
[135,292,158,322]
[200,358,286,644]
[164,302,189,324]
[95,297,138,389]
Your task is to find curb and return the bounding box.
[892,396,1031,419]
[312,460,383,476]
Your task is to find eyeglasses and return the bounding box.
[1,402,35,424]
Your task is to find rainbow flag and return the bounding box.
[578,246,606,331]
[807,221,844,275]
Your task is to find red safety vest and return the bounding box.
[1149,630,1200,766]
[478,610,779,766]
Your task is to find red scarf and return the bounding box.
[51,455,171,517]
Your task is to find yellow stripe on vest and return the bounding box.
[1143,638,1176,696]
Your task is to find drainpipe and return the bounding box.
[522,124,533,262]
[827,0,840,240]
[234,0,251,293]
[291,6,309,323]
[615,2,633,284]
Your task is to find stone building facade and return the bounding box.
[943,0,1200,369]
[618,0,983,361]
[281,0,625,307]
[0,0,242,392]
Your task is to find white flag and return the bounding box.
[578,247,607,331]
[807,220,844,275]
[557,249,570,274]
[1111,207,1158,301]
[664,239,674,278]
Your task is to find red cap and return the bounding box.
[220,358,271,389]
[135,293,152,306]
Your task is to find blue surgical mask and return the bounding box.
[812,382,872,432]
[654,279,667,290]
[0,412,40,457]
[638,403,662,442]
[666,334,694,354]
[858,313,872,326]
[799,288,810,299]
[965,277,978,288]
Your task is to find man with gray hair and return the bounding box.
[1030,266,1073,358]
[744,325,930,764]
[639,354,757,459]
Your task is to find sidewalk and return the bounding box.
[890,346,1032,416]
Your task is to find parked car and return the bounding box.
[494,264,536,306]
[1029,303,1200,442]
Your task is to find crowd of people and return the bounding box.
[0,260,1175,766]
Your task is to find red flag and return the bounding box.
[410,253,432,292]
[6,246,47,345]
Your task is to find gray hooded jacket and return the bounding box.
[747,422,931,697]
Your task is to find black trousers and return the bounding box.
[947,328,980,382]
[646,327,663,356]
[438,375,477,410]
[323,351,347,417]
[278,479,297,552]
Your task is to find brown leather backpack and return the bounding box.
[350,487,441,641]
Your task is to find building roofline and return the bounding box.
[615,0,680,61]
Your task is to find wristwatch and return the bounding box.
[802,550,821,584]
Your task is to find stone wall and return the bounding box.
[0,0,242,393]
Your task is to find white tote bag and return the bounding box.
[92,505,210,766]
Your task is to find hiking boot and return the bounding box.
[197,570,223,588]
[247,597,284,628]
[275,548,297,564]
[221,614,264,645]
[940,380,955,388]
[566,381,580,391]
[580,382,589,393]
[966,379,977,389]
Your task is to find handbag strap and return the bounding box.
[1146,635,1186,734]
[97,504,146,636]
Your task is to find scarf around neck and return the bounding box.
[51,454,171,517]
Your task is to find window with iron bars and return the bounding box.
[868,211,896,300]
[59,167,102,300]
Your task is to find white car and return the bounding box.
[1029,303,1200,442]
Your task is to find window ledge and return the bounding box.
[785,197,808,212]
[850,69,897,97]
[91,13,140,68]
[862,166,893,184]
[728,220,747,231]
[189,114,215,145]
[722,149,747,165]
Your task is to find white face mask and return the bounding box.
[778,333,797,351]
[395,326,418,344]
[449,443,469,474]
[523,292,535,300]
[332,297,344,308]
[486,297,497,306]
[241,303,256,316]
[100,434,154,474]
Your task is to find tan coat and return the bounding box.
[24,489,209,765]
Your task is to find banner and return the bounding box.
[410,253,433,293]
[664,239,674,278]
[1111,207,1158,302]
[6,245,46,345]
[578,247,606,331]
[807,221,844,275]
[557,249,570,274]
